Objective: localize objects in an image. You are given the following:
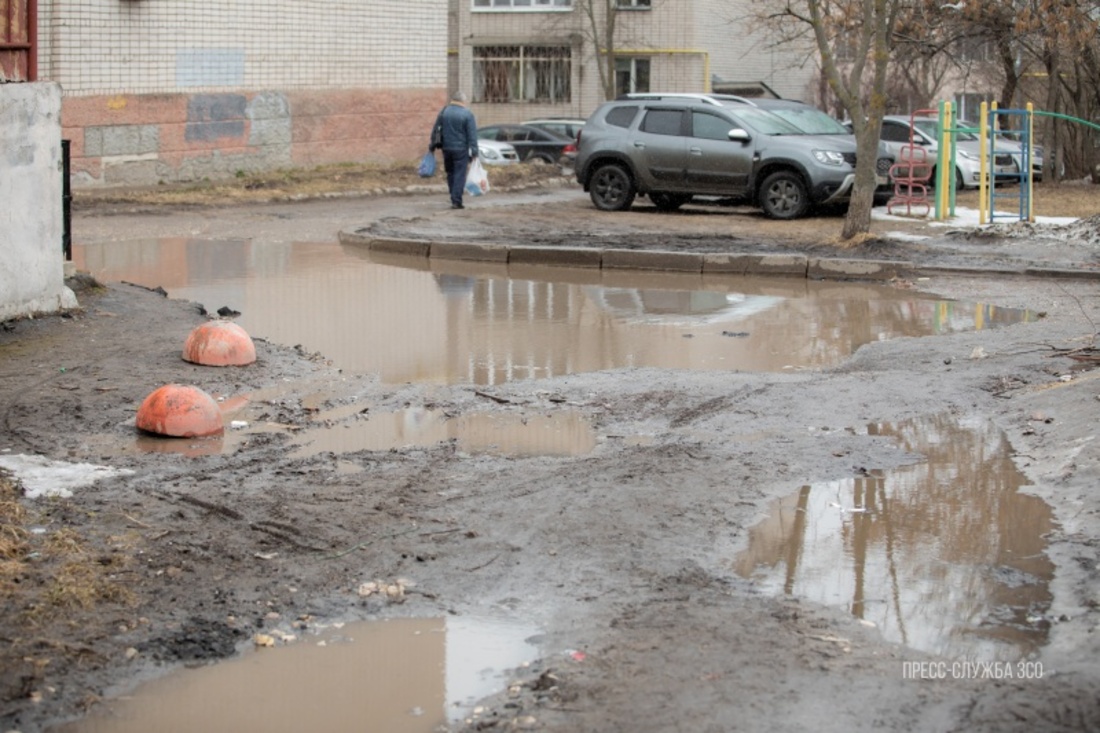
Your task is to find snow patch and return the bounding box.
[0,454,135,499]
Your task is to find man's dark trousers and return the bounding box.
[443,149,470,207]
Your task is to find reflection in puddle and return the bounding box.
[73,239,1036,385]
[286,406,596,458]
[734,414,1055,662]
[58,615,540,733]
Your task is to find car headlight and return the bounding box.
[812,150,846,166]
[479,146,500,160]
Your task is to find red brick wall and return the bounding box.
[62,88,447,187]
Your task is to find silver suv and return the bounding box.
[575,94,871,219]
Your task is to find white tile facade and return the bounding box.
[456,0,817,124]
[38,0,448,96]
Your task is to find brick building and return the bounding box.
[452,0,815,126]
[34,0,449,187]
[16,0,816,188]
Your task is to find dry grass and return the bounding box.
[73,160,570,208]
[0,471,29,587]
[0,471,136,624]
[954,179,1100,219]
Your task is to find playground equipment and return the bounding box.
[894,101,1100,224]
[930,100,1035,225]
[885,109,936,218]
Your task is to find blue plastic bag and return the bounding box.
[418,151,437,178]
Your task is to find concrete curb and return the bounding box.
[337,231,1100,282]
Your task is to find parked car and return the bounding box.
[956,119,1045,182]
[728,97,895,204]
[477,124,577,165]
[521,117,587,141]
[574,93,868,219]
[878,115,1018,189]
[477,138,520,166]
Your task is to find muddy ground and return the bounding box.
[3,175,1100,732]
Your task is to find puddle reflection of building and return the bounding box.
[71,239,1035,386]
[735,414,1055,662]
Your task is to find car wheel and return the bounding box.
[649,193,691,211]
[589,164,636,211]
[527,154,553,165]
[759,171,809,220]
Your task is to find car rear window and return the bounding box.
[605,105,639,128]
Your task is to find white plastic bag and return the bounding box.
[465,158,490,197]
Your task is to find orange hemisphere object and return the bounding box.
[136,384,225,438]
[182,321,257,367]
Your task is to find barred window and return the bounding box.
[473,46,572,103]
[615,57,650,96]
[472,0,572,10]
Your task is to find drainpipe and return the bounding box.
[604,48,711,92]
[28,0,36,80]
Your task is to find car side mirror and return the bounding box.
[728,128,751,143]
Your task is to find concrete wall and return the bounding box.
[0,82,77,321]
[38,0,449,187]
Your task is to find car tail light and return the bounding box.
[564,142,577,154]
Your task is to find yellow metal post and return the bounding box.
[936,101,952,220]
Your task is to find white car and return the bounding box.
[956,120,1045,182]
[478,139,520,166]
[879,115,1018,189]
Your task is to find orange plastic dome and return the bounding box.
[182,321,256,367]
[136,384,225,438]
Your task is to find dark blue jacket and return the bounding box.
[432,103,478,157]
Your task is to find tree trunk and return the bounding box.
[841,124,884,239]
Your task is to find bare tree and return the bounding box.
[577,0,621,101]
[757,0,901,240]
[542,0,666,103]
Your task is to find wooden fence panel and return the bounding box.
[0,0,35,82]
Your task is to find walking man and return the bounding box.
[429,91,479,209]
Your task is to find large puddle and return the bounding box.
[73,238,1036,385]
[735,413,1055,662]
[55,615,541,733]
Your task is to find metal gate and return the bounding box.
[1,0,36,82]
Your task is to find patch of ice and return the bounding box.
[874,205,1078,229]
[0,454,135,498]
[883,231,932,242]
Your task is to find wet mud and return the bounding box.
[2,190,1099,733]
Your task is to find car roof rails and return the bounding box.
[616,92,756,106]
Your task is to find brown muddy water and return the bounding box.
[74,238,1036,386]
[55,615,542,733]
[735,413,1055,663]
[61,238,1056,725]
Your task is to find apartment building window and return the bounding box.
[615,0,652,7]
[954,36,994,63]
[473,46,572,103]
[615,57,650,97]
[472,0,572,10]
